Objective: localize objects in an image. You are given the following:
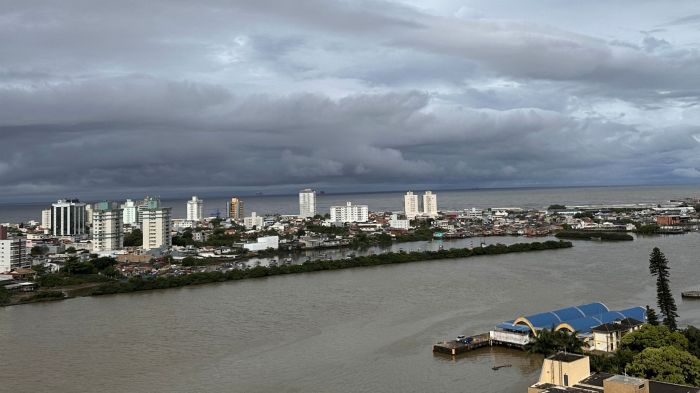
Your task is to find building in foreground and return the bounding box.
[423,191,438,217]
[241,236,279,252]
[228,197,244,220]
[91,201,123,253]
[51,199,87,237]
[299,189,316,218]
[186,196,203,221]
[141,207,172,251]
[330,202,368,223]
[404,191,420,219]
[0,227,27,273]
[529,352,700,392]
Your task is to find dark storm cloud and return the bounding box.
[1,0,700,201]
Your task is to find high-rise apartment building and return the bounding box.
[404,191,420,219]
[423,191,438,217]
[92,201,123,253]
[299,189,316,218]
[121,199,138,225]
[186,196,203,221]
[329,202,369,223]
[141,207,172,251]
[41,209,52,230]
[228,197,244,220]
[136,196,161,225]
[0,227,26,273]
[51,199,87,237]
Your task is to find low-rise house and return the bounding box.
[590,318,644,353]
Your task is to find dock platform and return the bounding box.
[433,331,530,356]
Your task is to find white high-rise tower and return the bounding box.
[423,191,438,218]
[187,196,203,221]
[404,191,420,219]
[92,201,124,252]
[299,189,316,218]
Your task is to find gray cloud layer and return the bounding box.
[1,0,700,201]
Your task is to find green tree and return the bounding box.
[548,204,566,210]
[646,305,659,326]
[649,247,679,330]
[65,246,76,254]
[627,346,700,386]
[684,326,700,359]
[621,324,688,353]
[526,328,588,356]
[123,229,143,247]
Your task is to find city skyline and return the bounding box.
[3,1,700,202]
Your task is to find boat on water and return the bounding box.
[682,291,700,299]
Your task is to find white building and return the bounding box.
[404,191,420,219]
[242,236,279,252]
[330,202,368,223]
[141,207,172,251]
[591,318,644,352]
[91,202,123,253]
[299,189,316,218]
[136,196,161,225]
[121,199,138,225]
[51,199,87,237]
[85,204,94,224]
[389,214,410,230]
[244,212,264,229]
[186,196,204,221]
[41,209,52,230]
[423,191,438,217]
[464,208,483,220]
[0,228,26,273]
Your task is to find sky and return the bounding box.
[2,0,700,202]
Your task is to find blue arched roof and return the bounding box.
[516,303,609,330]
[618,306,646,322]
[556,308,647,334]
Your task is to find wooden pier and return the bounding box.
[433,331,530,356]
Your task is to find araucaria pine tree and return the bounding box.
[645,305,659,326]
[648,247,679,331]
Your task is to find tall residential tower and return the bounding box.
[404,191,420,219]
[187,196,204,221]
[299,189,316,218]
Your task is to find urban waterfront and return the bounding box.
[2,185,700,223]
[3,233,700,393]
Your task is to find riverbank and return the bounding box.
[3,240,572,307]
[555,231,634,241]
[89,240,572,297]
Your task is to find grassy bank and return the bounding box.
[555,231,634,241]
[90,240,572,296]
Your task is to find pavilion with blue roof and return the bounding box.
[495,303,646,337]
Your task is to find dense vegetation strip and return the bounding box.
[90,240,573,296]
[555,231,634,241]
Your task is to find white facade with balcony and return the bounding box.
[330,202,368,223]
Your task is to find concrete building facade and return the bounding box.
[51,199,87,237]
[423,191,438,217]
[299,189,316,218]
[121,199,138,225]
[92,201,124,253]
[186,196,204,221]
[404,191,420,219]
[228,197,244,220]
[141,207,172,251]
[330,202,368,223]
[244,212,264,229]
[41,209,52,230]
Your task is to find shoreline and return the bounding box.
[3,240,573,307]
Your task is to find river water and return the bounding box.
[3,233,700,392]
